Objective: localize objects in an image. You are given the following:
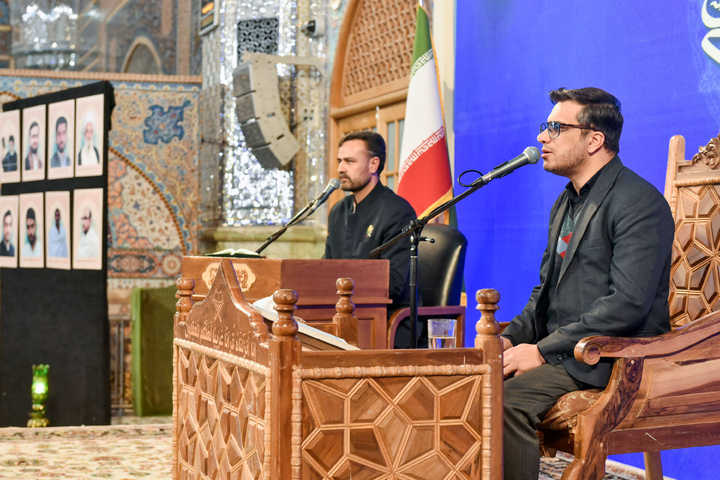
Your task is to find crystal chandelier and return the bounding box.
[10,1,80,70]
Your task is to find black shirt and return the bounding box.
[324,182,416,307]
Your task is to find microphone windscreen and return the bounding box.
[524,146,541,164]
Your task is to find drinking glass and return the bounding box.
[427,318,457,349]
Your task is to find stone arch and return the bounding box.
[121,36,163,75]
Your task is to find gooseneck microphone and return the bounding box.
[476,146,541,185]
[256,178,341,254]
[307,178,341,215]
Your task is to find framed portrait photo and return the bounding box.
[75,94,104,178]
[21,105,47,182]
[19,192,44,268]
[73,188,103,270]
[0,195,19,268]
[45,191,71,270]
[47,99,75,180]
[0,110,21,184]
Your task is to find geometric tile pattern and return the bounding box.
[298,374,485,480]
[175,345,267,480]
[669,184,720,328]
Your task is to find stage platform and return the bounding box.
[0,417,652,480]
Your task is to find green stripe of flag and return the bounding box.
[410,6,433,76]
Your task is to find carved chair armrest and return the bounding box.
[575,311,720,365]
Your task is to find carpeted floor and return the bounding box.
[0,418,649,479]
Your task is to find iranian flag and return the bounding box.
[397,5,452,219]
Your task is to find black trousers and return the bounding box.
[503,363,590,480]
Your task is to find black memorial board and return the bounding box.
[0,81,114,426]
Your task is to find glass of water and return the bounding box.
[428,319,457,349]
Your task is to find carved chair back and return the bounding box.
[665,134,720,328]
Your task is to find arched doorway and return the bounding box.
[328,0,417,204]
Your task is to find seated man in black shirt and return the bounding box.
[324,131,418,348]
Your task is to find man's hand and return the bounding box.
[503,343,546,378]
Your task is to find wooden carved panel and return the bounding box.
[175,345,268,480]
[342,0,416,98]
[297,372,486,479]
[691,135,720,169]
[630,353,720,426]
[670,184,720,328]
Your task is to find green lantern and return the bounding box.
[27,364,49,428]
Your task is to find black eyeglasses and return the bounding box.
[539,121,596,139]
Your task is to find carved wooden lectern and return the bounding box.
[173,259,504,480]
[182,256,391,349]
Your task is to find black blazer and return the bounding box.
[502,156,674,387]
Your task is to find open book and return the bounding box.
[205,248,262,258]
[251,296,360,351]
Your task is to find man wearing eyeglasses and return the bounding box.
[499,87,674,480]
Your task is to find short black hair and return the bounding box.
[29,121,39,134]
[4,210,11,221]
[8,135,14,143]
[56,116,67,132]
[548,87,623,153]
[26,208,35,222]
[338,130,387,175]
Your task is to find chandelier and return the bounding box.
[10,1,82,70]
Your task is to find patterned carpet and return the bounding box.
[0,418,647,479]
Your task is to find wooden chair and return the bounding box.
[537,133,720,479]
[388,224,468,348]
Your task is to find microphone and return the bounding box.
[255,178,341,254]
[307,178,341,215]
[478,146,541,184]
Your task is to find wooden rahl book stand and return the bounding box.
[173,258,504,480]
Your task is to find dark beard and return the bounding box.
[30,146,37,155]
[28,234,35,246]
[340,176,371,193]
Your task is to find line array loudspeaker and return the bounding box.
[232,60,300,169]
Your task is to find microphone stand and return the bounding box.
[256,200,318,255]
[370,175,490,348]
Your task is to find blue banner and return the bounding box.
[455,1,720,476]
